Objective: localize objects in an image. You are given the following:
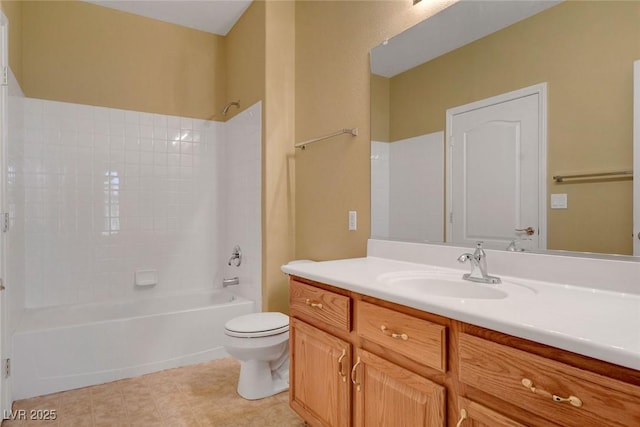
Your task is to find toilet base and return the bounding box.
[237,359,289,400]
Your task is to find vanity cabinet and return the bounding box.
[352,348,445,427]
[289,280,352,427]
[288,276,640,427]
[290,318,351,427]
[289,278,446,427]
[459,333,640,427]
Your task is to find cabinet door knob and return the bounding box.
[521,378,583,407]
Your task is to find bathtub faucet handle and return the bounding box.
[228,245,242,267]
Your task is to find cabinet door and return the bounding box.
[455,397,532,427]
[290,318,351,427]
[352,349,445,427]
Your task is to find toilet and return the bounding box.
[223,312,290,400]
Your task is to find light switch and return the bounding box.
[348,211,357,231]
[551,193,568,209]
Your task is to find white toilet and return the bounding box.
[223,312,290,400]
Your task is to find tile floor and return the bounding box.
[1,358,304,427]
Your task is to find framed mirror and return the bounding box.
[370,0,639,256]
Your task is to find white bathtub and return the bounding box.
[12,290,255,399]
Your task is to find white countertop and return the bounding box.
[282,256,640,371]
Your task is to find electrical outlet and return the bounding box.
[348,211,357,231]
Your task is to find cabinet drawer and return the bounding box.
[356,301,446,372]
[459,334,640,427]
[290,280,351,331]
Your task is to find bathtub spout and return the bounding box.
[223,277,240,287]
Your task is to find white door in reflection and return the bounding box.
[633,60,640,256]
[447,84,547,251]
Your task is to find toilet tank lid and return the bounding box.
[225,312,289,335]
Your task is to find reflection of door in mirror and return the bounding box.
[447,84,546,251]
[635,60,640,256]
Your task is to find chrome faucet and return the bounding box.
[228,245,242,267]
[506,239,525,252]
[457,241,501,284]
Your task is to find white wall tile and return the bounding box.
[14,98,261,309]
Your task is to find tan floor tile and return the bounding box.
[58,388,92,404]
[2,357,299,427]
[93,421,129,427]
[92,402,127,420]
[161,417,201,427]
[57,400,92,418]
[22,420,57,427]
[56,414,94,427]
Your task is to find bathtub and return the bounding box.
[12,290,255,400]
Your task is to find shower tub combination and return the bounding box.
[12,290,254,400]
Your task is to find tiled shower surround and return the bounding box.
[9,96,261,309]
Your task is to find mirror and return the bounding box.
[370,0,638,256]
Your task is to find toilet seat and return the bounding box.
[225,312,289,338]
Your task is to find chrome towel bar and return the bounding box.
[295,128,358,150]
[553,170,633,182]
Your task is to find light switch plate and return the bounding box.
[551,193,568,209]
[348,211,357,231]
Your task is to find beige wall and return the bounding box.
[384,1,639,255]
[294,0,453,261]
[263,1,296,314]
[370,74,390,143]
[13,0,226,120]
[225,1,265,122]
[1,0,22,85]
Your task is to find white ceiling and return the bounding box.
[85,0,253,36]
[371,0,562,78]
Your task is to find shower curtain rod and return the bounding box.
[295,128,358,150]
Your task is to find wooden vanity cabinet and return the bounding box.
[289,280,353,427]
[289,278,446,427]
[459,333,640,427]
[352,348,445,427]
[288,277,640,427]
[290,318,351,427]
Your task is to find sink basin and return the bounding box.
[377,270,533,300]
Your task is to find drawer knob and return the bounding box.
[305,299,323,309]
[380,325,409,341]
[521,378,583,407]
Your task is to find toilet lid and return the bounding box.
[225,312,289,338]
